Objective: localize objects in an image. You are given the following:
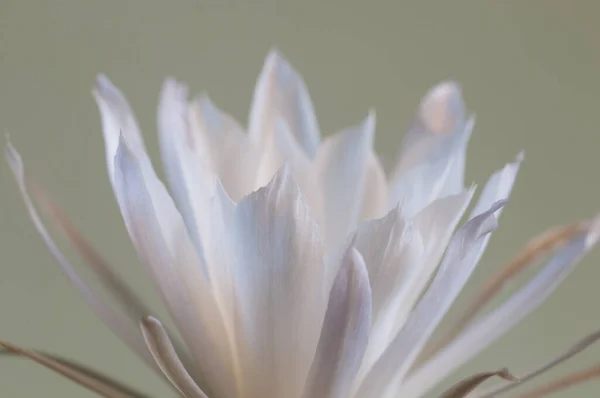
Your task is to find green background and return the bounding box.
[1,1,599,397]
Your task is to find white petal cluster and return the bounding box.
[8,50,600,398]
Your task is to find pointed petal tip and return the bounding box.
[93,74,119,99]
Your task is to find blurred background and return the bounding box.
[0,1,599,397]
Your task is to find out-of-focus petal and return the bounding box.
[352,207,425,384]
[248,50,320,158]
[399,214,600,398]
[360,152,389,221]
[302,248,371,398]
[355,201,504,398]
[389,82,473,217]
[189,94,257,201]
[314,111,375,248]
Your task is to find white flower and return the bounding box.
[5,50,600,398]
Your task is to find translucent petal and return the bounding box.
[314,111,376,248]
[188,94,257,201]
[389,82,473,217]
[248,50,320,158]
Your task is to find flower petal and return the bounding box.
[391,189,475,336]
[302,248,371,398]
[399,214,600,398]
[93,74,146,189]
[141,316,209,398]
[205,167,328,398]
[253,117,320,216]
[356,201,504,398]
[188,94,257,201]
[360,152,389,221]
[114,136,237,398]
[314,111,376,248]
[469,152,523,219]
[248,50,320,158]
[389,82,472,217]
[352,207,425,381]
[157,78,213,259]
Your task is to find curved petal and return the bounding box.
[356,201,504,398]
[302,248,371,398]
[314,111,376,248]
[248,50,320,158]
[189,94,257,201]
[93,75,146,189]
[114,137,238,398]
[399,214,600,398]
[389,82,473,217]
[141,316,209,398]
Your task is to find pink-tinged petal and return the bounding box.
[356,201,504,398]
[399,214,600,398]
[389,82,473,217]
[189,94,258,201]
[314,111,376,248]
[114,136,238,398]
[302,248,371,398]
[248,50,320,158]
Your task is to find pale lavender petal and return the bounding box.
[302,248,371,398]
[353,207,425,383]
[248,50,320,158]
[189,94,258,201]
[355,201,504,398]
[202,167,328,398]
